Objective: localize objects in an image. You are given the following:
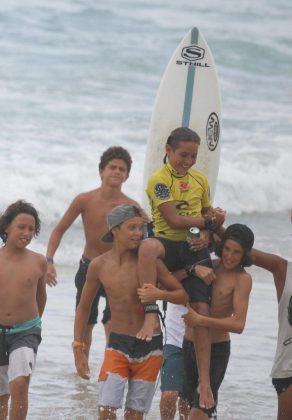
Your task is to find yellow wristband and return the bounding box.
[72,340,85,350]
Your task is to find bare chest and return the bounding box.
[0,261,40,294]
[211,275,235,315]
[82,199,128,238]
[102,264,139,302]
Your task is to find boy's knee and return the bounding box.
[138,238,163,258]
[160,391,178,419]
[160,390,178,406]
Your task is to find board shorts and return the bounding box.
[272,376,292,395]
[0,318,42,396]
[160,344,184,393]
[156,237,212,304]
[75,255,111,325]
[182,338,230,419]
[98,331,163,413]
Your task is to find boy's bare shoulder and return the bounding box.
[90,250,112,269]
[0,248,46,265]
[238,268,251,279]
[117,194,139,207]
[237,269,252,289]
[27,250,47,267]
[77,189,139,208]
[74,189,100,203]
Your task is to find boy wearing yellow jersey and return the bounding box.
[137,127,225,412]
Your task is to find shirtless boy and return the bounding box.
[73,204,187,420]
[46,146,140,357]
[182,223,254,419]
[251,248,292,420]
[0,200,47,420]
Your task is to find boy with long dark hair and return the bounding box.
[0,200,47,420]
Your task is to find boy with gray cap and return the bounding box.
[73,204,187,419]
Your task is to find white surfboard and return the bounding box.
[143,27,221,210]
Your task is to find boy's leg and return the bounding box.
[98,406,117,420]
[137,238,165,341]
[75,258,102,358]
[124,407,144,420]
[184,340,230,420]
[5,329,41,420]
[101,297,112,347]
[9,376,29,420]
[272,378,292,420]
[0,365,9,420]
[160,344,184,420]
[278,384,292,420]
[190,301,214,411]
[181,336,208,420]
[178,397,190,420]
[98,334,129,418]
[160,391,179,420]
[0,394,9,420]
[182,245,214,411]
[125,335,163,415]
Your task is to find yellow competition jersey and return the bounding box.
[146,162,211,241]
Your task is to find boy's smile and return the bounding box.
[5,214,36,248]
[221,239,244,270]
[166,141,198,176]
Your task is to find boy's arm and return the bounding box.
[158,201,208,230]
[73,259,101,379]
[46,195,84,287]
[172,265,216,286]
[137,260,188,305]
[36,256,47,317]
[183,272,252,333]
[158,202,225,232]
[251,248,287,301]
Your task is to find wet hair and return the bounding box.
[216,241,252,267]
[99,146,132,175]
[0,200,41,243]
[215,223,255,268]
[163,127,201,163]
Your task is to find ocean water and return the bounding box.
[0,0,292,418]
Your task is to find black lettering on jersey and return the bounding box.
[176,200,189,211]
[154,183,170,200]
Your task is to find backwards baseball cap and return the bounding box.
[101,204,142,242]
[222,223,254,251]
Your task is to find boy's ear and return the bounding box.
[165,144,171,155]
[111,226,119,239]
